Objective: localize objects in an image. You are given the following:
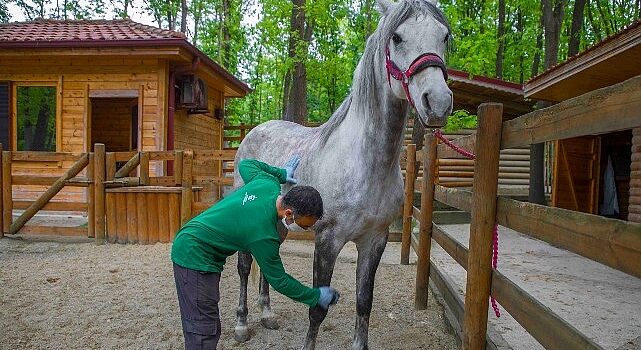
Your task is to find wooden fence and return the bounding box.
[402,75,641,349]
[0,144,236,243]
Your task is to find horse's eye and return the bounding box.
[443,33,450,43]
[392,33,402,45]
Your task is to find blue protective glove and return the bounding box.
[318,286,340,310]
[283,155,301,184]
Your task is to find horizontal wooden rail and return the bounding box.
[495,197,641,279]
[434,185,472,212]
[502,75,641,149]
[192,150,237,160]
[18,225,87,236]
[12,176,91,186]
[437,134,477,159]
[11,152,85,162]
[13,201,87,211]
[113,151,137,162]
[148,151,176,161]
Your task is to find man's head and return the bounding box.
[277,185,323,231]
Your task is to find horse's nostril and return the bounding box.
[422,93,433,115]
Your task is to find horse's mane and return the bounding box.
[316,0,451,147]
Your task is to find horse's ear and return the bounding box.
[375,0,394,16]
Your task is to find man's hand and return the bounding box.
[283,155,301,184]
[318,286,340,310]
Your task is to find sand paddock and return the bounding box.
[0,236,457,350]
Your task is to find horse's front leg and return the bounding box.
[352,231,388,350]
[258,272,280,329]
[234,251,252,342]
[301,232,344,350]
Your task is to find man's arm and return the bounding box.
[238,159,287,185]
[248,238,320,308]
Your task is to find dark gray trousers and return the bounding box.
[173,263,221,350]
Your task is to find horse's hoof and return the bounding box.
[261,317,280,330]
[234,327,250,343]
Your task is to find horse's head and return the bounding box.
[378,0,453,128]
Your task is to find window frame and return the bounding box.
[11,81,62,152]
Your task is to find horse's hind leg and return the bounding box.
[235,251,252,342]
[258,272,279,329]
[302,234,344,350]
[352,232,388,350]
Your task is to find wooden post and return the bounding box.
[114,153,140,178]
[174,150,184,186]
[87,153,95,238]
[0,144,3,238]
[2,150,11,235]
[140,152,150,186]
[180,150,193,226]
[105,153,116,181]
[415,133,438,309]
[94,144,106,244]
[462,103,503,350]
[401,144,417,264]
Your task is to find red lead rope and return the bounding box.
[433,129,501,318]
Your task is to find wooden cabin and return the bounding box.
[0,19,250,204]
[524,19,641,221]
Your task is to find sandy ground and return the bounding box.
[0,236,457,350]
[430,224,641,350]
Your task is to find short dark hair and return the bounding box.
[282,185,324,219]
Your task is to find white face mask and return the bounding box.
[281,214,310,232]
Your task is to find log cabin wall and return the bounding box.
[629,127,641,223]
[0,56,167,203]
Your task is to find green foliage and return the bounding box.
[443,109,478,132]
[16,86,56,151]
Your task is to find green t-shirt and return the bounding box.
[171,159,320,307]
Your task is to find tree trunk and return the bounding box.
[282,0,312,125]
[180,0,187,33]
[167,0,176,31]
[517,8,524,83]
[32,103,49,151]
[222,0,231,69]
[586,0,603,42]
[495,0,505,79]
[531,2,544,78]
[569,0,587,57]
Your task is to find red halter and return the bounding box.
[385,46,448,110]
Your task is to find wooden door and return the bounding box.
[551,136,601,213]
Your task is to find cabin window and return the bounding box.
[15,86,57,151]
[0,82,9,148]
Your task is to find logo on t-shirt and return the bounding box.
[242,192,257,205]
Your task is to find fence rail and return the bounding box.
[401,74,641,350]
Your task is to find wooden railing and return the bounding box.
[402,75,641,350]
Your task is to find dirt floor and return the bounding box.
[0,236,457,350]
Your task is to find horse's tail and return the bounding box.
[249,258,260,287]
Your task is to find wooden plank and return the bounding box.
[158,193,170,243]
[105,186,183,193]
[492,271,603,350]
[2,151,11,234]
[87,153,95,236]
[139,152,150,185]
[136,192,148,244]
[415,133,438,310]
[181,151,193,226]
[502,75,641,149]
[113,151,137,162]
[147,193,159,244]
[105,152,116,181]
[434,186,472,212]
[9,154,89,235]
[463,103,503,350]
[169,193,180,241]
[106,192,117,243]
[148,151,175,161]
[432,223,468,269]
[11,152,85,162]
[496,197,641,279]
[191,201,213,214]
[174,151,184,186]
[149,176,176,187]
[13,201,87,211]
[93,143,106,244]
[401,144,417,265]
[113,192,126,243]
[11,175,91,186]
[88,89,138,98]
[126,193,137,244]
[17,225,87,236]
[437,133,477,159]
[192,149,236,160]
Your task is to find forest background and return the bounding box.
[2,0,640,126]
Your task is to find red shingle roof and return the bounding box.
[0,18,186,42]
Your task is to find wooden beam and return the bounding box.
[88,89,139,98]
[94,144,106,244]
[174,150,184,186]
[437,133,477,159]
[10,152,85,162]
[13,201,87,211]
[9,154,89,235]
[496,197,641,279]
[114,153,140,178]
[17,225,87,237]
[87,153,95,238]
[139,152,150,186]
[415,133,438,310]
[463,103,503,350]
[181,150,193,226]
[401,144,417,265]
[434,185,472,212]
[502,75,641,149]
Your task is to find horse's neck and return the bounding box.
[328,49,408,173]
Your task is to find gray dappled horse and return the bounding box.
[233,0,453,349]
